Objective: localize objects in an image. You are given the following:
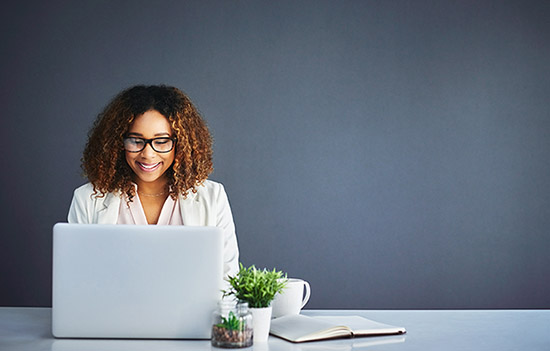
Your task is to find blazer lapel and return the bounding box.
[95,192,121,224]
[179,191,205,226]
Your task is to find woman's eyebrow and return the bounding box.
[126,132,171,137]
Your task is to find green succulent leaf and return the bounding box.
[222,263,288,308]
[216,311,244,331]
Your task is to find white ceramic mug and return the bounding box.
[271,278,311,318]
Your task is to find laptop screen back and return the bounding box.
[52,223,223,339]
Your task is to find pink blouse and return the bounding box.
[117,191,184,225]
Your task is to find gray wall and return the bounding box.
[1,0,549,308]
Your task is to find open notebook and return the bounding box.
[270,314,406,343]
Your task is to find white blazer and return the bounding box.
[68,180,239,278]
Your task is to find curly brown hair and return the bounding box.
[82,85,213,200]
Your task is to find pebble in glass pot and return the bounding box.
[211,300,253,348]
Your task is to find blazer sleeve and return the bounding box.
[215,183,240,279]
[67,183,93,224]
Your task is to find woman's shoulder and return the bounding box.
[72,183,118,202]
[192,179,228,199]
[73,182,95,197]
[199,179,225,190]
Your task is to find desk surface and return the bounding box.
[1,307,549,351]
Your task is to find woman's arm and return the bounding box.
[215,183,240,279]
[67,183,93,224]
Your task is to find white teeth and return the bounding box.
[139,162,160,169]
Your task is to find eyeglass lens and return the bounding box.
[123,137,174,153]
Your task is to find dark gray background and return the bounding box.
[1,0,549,308]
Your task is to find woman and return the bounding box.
[68,84,238,277]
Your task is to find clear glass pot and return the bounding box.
[211,300,253,348]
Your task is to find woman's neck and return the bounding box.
[134,178,168,197]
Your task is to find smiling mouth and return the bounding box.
[137,162,161,172]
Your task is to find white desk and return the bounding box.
[1,307,549,351]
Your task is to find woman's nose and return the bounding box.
[141,143,157,157]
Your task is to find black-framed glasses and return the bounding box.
[123,136,176,153]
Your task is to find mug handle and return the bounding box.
[301,281,311,308]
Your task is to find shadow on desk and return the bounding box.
[276,335,406,351]
[52,339,198,351]
[51,335,406,351]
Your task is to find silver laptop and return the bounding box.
[52,223,224,339]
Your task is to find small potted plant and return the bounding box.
[211,300,253,348]
[223,263,288,342]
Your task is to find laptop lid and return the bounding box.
[52,223,223,339]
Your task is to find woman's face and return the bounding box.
[124,110,175,186]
